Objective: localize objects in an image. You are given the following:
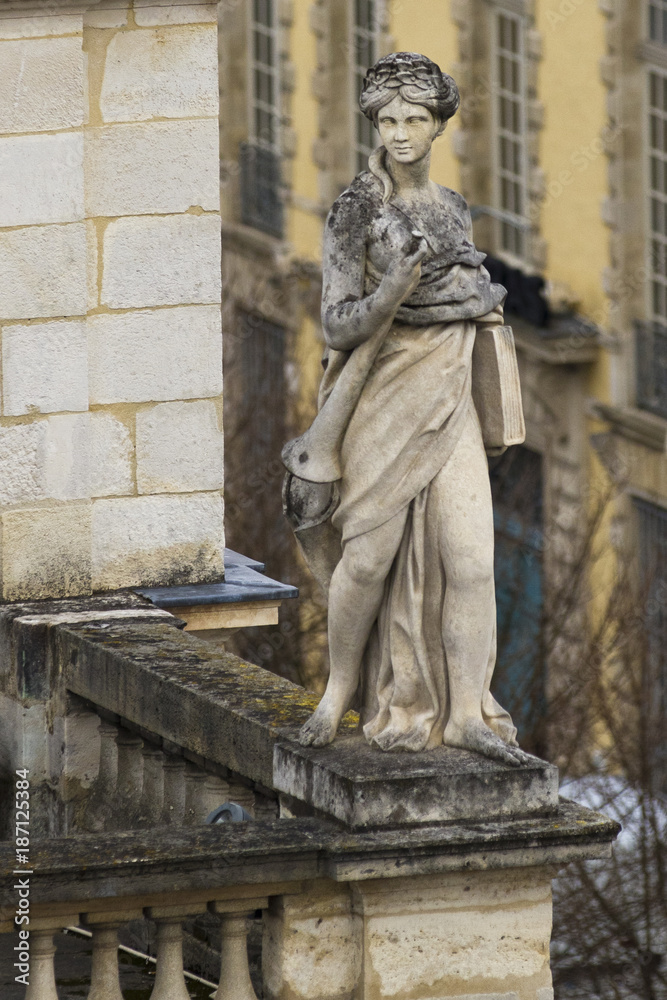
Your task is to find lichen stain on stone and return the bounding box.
[97,541,224,593]
[61,620,363,738]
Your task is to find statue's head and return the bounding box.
[359,52,460,136]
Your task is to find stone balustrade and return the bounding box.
[71,709,278,834]
[1,803,618,1000]
[0,593,620,999]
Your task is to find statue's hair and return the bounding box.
[359,52,460,127]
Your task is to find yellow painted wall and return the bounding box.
[537,0,608,316]
[389,0,460,190]
[287,0,323,261]
[535,0,611,401]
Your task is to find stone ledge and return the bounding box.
[593,401,667,452]
[273,734,559,828]
[0,800,619,916]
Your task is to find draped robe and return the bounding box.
[284,164,517,750]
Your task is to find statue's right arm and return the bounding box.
[321,190,426,352]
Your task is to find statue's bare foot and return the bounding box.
[299,697,341,747]
[444,718,533,767]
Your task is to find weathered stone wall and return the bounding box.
[0,0,223,599]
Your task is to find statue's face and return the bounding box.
[376,93,441,166]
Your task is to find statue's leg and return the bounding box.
[299,506,409,747]
[438,408,532,766]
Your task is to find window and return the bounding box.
[490,446,545,755]
[352,0,381,175]
[648,71,667,322]
[240,0,283,237]
[638,66,667,415]
[492,11,529,259]
[225,310,287,557]
[650,0,667,45]
[249,0,279,152]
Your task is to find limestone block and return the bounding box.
[352,870,553,1000]
[0,414,91,506]
[86,220,99,311]
[0,223,86,321]
[133,0,217,26]
[136,400,223,494]
[85,120,220,217]
[43,414,90,500]
[88,305,222,403]
[101,214,221,309]
[100,25,218,123]
[1,505,92,600]
[90,412,134,497]
[0,423,46,505]
[0,37,84,133]
[0,12,82,39]
[2,320,88,415]
[263,883,361,1000]
[91,493,224,589]
[0,133,84,227]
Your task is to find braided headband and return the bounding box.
[360,52,460,124]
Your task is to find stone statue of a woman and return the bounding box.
[283,52,530,765]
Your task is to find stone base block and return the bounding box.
[263,869,554,1000]
[273,735,558,828]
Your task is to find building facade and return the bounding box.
[219,0,667,755]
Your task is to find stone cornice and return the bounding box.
[593,401,667,452]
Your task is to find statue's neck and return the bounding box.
[386,150,432,200]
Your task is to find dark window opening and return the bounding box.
[490,445,546,756]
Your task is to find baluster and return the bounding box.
[209,899,267,1000]
[84,719,119,831]
[98,720,119,794]
[82,909,142,1000]
[253,790,279,820]
[161,754,186,825]
[115,730,144,803]
[184,762,209,825]
[141,744,165,825]
[151,919,190,1000]
[227,781,255,817]
[88,923,124,1000]
[25,926,60,1000]
[145,907,204,1000]
[200,774,230,819]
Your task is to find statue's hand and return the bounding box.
[380,233,428,307]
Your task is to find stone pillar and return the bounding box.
[0,0,223,600]
[264,871,555,1000]
[263,883,361,1000]
[351,870,554,1000]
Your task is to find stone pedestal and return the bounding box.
[264,869,556,1000]
[274,734,558,828]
